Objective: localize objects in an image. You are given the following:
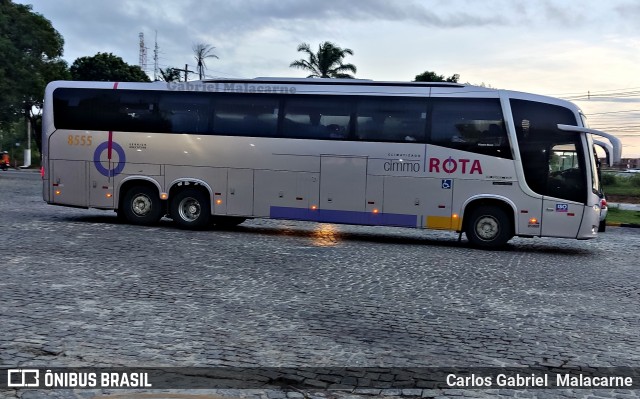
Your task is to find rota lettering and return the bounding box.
[429,157,483,174]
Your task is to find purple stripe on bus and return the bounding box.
[269,206,417,228]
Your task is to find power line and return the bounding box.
[548,86,640,97]
[589,109,640,115]
[564,92,640,101]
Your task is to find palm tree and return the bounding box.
[193,43,219,80]
[157,67,182,82]
[290,41,357,78]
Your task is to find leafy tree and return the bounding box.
[290,42,357,78]
[0,0,70,152]
[414,70,460,83]
[193,43,219,80]
[157,67,182,82]
[70,52,150,82]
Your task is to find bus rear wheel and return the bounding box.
[465,206,512,249]
[170,188,211,229]
[121,186,163,226]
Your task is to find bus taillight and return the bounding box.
[40,166,45,179]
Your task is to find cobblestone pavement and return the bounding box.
[1,171,639,398]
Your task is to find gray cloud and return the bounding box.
[21,0,511,77]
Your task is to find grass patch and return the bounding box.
[606,207,640,225]
[602,173,640,197]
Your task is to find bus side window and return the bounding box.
[356,97,427,143]
[212,95,279,137]
[430,98,511,159]
[281,97,352,140]
[159,92,211,134]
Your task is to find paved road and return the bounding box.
[1,171,639,398]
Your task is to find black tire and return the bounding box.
[170,188,211,229]
[598,219,606,232]
[212,216,246,228]
[465,206,513,249]
[121,185,163,226]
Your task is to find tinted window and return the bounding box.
[356,97,427,142]
[54,88,200,133]
[158,92,211,134]
[430,98,511,158]
[282,97,351,140]
[212,95,279,137]
[510,99,586,203]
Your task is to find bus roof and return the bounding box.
[43,78,574,107]
[202,77,465,88]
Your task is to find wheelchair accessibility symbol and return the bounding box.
[441,179,452,189]
[93,141,126,177]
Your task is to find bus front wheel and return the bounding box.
[121,186,163,226]
[170,188,211,229]
[465,206,512,249]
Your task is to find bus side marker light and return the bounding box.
[216,199,222,205]
[311,205,318,210]
[160,193,168,200]
[55,190,61,196]
[372,209,379,214]
[452,214,459,219]
[529,218,538,224]
[106,193,113,198]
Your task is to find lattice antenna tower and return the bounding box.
[138,32,148,72]
[153,30,159,81]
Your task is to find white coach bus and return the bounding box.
[42,78,621,248]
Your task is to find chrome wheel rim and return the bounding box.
[178,197,201,222]
[132,194,152,217]
[475,215,499,241]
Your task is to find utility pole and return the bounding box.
[174,64,195,82]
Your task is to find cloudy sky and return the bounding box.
[20,0,640,158]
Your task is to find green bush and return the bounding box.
[630,174,640,188]
[600,173,617,186]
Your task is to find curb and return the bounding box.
[606,221,640,228]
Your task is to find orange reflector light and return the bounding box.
[311,205,317,210]
[452,214,459,218]
[216,199,222,205]
[529,218,538,224]
[160,193,168,200]
[372,208,379,214]
[55,190,61,195]
[106,193,113,198]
